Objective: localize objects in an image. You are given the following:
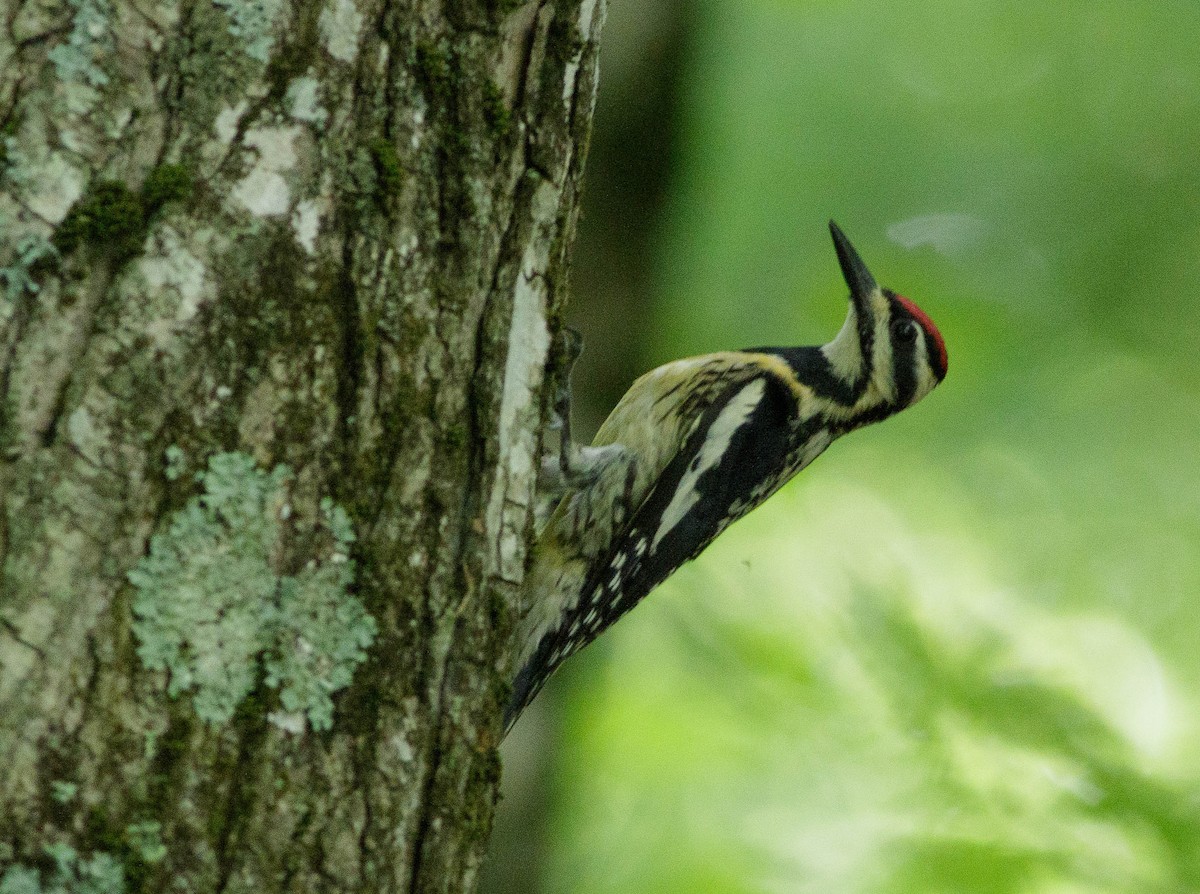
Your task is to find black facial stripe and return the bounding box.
[747,346,863,406]
[883,294,918,406]
[891,319,917,344]
[891,334,918,407]
[856,302,875,385]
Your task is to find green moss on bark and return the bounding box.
[140,165,193,215]
[415,41,453,108]
[481,77,511,141]
[52,165,194,262]
[0,113,20,172]
[368,137,404,197]
[52,181,143,258]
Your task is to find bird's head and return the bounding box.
[823,221,948,413]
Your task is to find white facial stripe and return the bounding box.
[871,293,898,402]
[821,301,865,383]
[651,378,766,551]
[910,330,938,404]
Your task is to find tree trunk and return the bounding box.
[0,0,603,889]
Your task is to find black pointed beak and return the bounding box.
[829,221,879,312]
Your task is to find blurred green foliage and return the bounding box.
[535,0,1200,891]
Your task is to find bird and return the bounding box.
[505,221,948,733]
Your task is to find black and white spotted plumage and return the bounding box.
[505,222,948,733]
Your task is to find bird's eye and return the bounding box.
[892,318,919,343]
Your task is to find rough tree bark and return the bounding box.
[0,0,604,889]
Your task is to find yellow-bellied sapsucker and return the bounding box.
[506,221,948,733]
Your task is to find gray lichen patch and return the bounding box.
[49,781,78,804]
[122,821,166,865]
[133,225,212,348]
[0,845,125,894]
[128,453,288,724]
[213,0,286,63]
[0,234,58,304]
[264,497,373,732]
[46,0,115,113]
[286,76,328,126]
[229,125,302,217]
[2,126,87,224]
[128,451,375,731]
[317,0,362,64]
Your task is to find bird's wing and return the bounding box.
[508,358,823,728]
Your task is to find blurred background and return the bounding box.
[486,0,1200,891]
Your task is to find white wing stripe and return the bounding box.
[651,378,766,551]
